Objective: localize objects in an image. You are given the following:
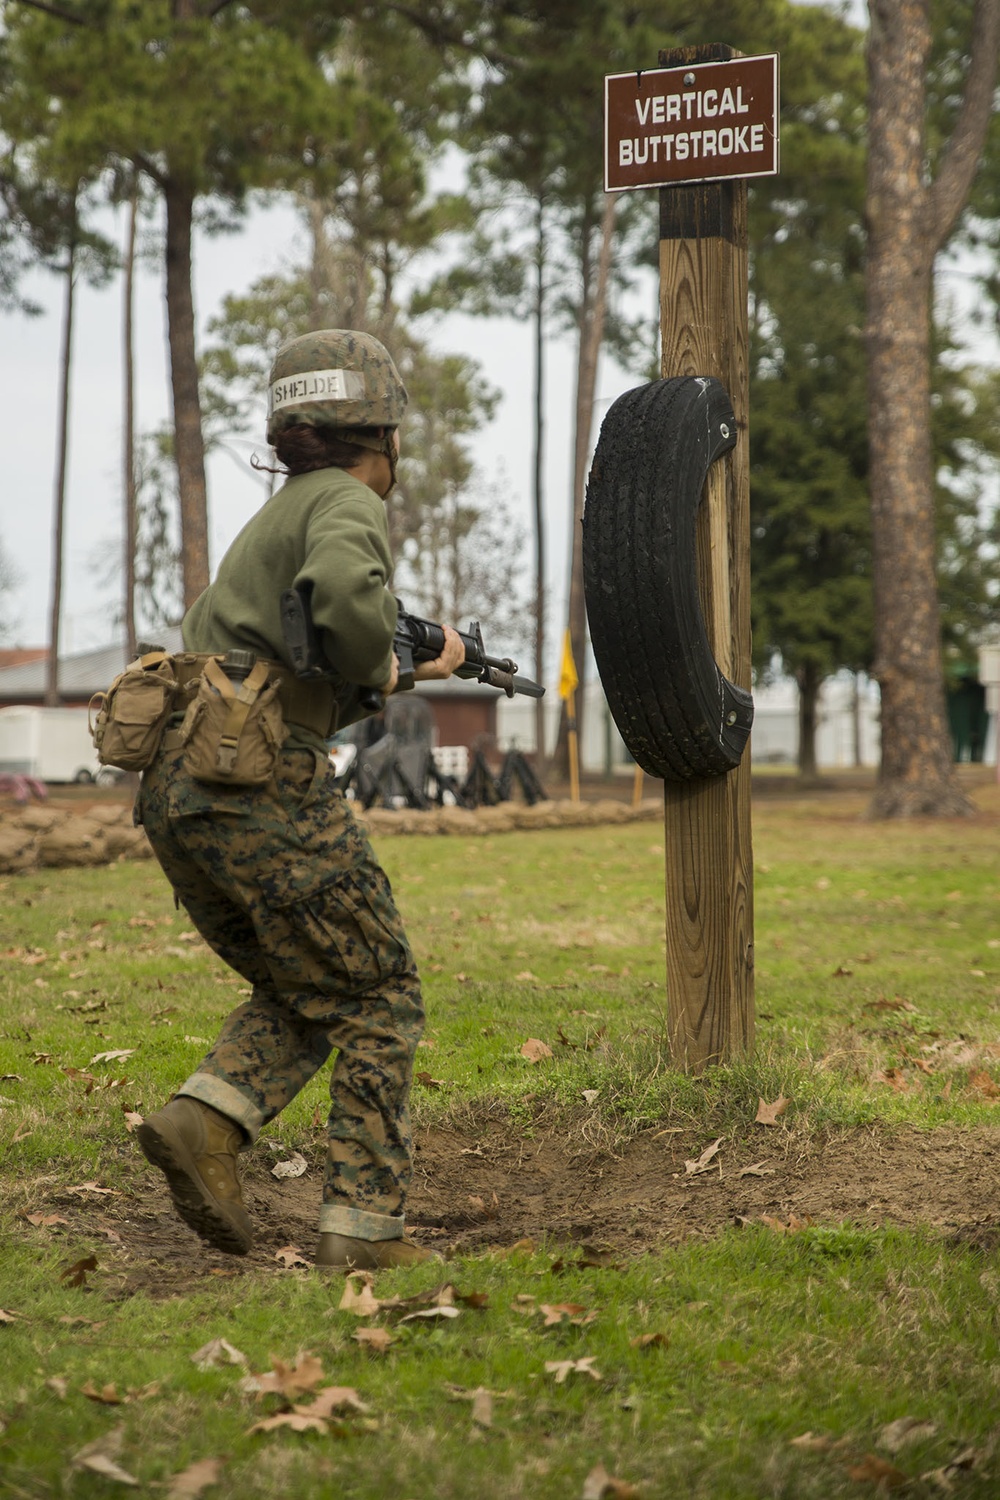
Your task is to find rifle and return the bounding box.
[279,583,545,711]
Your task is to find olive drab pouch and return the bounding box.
[179,655,286,786]
[89,650,177,772]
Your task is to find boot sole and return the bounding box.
[136,1116,252,1256]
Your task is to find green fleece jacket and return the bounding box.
[182,467,397,740]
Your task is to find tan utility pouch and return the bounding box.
[89,651,177,772]
[180,656,286,786]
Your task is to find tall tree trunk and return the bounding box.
[163,174,210,609]
[45,210,77,707]
[865,0,1000,817]
[122,176,139,659]
[555,191,617,774]
[532,191,547,769]
[796,661,820,779]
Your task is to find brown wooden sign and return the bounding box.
[605,54,779,192]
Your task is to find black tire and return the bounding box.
[583,376,753,782]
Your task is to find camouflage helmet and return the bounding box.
[266,329,407,444]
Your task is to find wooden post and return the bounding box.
[567,690,581,802]
[659,43,755,1070]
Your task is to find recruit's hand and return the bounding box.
[412,624,465,682]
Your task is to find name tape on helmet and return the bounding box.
[268,368,367,416]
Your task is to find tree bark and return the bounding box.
[122,176,139,659]
[555,191,617,773]
[796,661,820,780]
[532,191,547,768]
[865,0,1000,817]
[45,210,76,706]
[164,174,210,609]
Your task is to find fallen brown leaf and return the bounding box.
[864,997,917,1014]
[496,1237,536,1257]
[760,1214,813,1234]
[582,1461,641,1499]
[754,1096,789,1127]
[60,1254,98,1287]
[71,1425,139,1486]
[630,1332,669,1349]
[520,1038,553,1063]
[46,1376,69,1398]
[789,1432,836,1451]
[242,1352,325,1400]
[24,1212,69,1227]
[738,1162,774,1178]
[90,1049,135,1064]
[398,1305,460,1323]
[684,1138,723,1175]
[415,1071,444,1089]
[544,1356,602,1385]
[297,1385,370,1419]
[246,1411,327,1436]
[165,1456,225,1500]
[338,1274,381,1317]
[879,1416,936,1452]
[540,1301,586,1325]
[968,1070,1000,1100]
[81,1380,123,1405]
[540,1303,595,1327]
[470,1387,492,1429]
[0,1308,23,1323]
[274,1245,310,1268]
[353,1327,394,1354]
[190,1337,248,1371]
[874,1068,909,1092]
[845,1453,907,1488]
[920,1447,978,1488]
[271,1152,308,1180]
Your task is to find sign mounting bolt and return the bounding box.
[683,71,696,84]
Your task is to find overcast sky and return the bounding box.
[1,186,652,667]
[2,6,995,675]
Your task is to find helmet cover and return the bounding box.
[266,329,407,443]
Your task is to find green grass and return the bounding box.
[2,1228,998,1497]
[2,782,1000,1495]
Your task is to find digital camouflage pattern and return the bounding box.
[266,329,408,444]
[138,739,423,1239]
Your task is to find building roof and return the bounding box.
[0,630,505,706]
[0,629,184,703]
[0,647,48,669]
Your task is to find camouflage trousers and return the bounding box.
[138,740,423,1241]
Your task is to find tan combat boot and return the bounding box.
[136,1097,253,1255]
[315,1233,440,1270]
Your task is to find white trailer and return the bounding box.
[0,705,104,784]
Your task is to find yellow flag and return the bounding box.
[559,629,578,701]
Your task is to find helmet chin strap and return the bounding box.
[381,431,399,498]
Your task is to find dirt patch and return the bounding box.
[23,1118,1000,1297]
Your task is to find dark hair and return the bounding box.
[253,424,378,477]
